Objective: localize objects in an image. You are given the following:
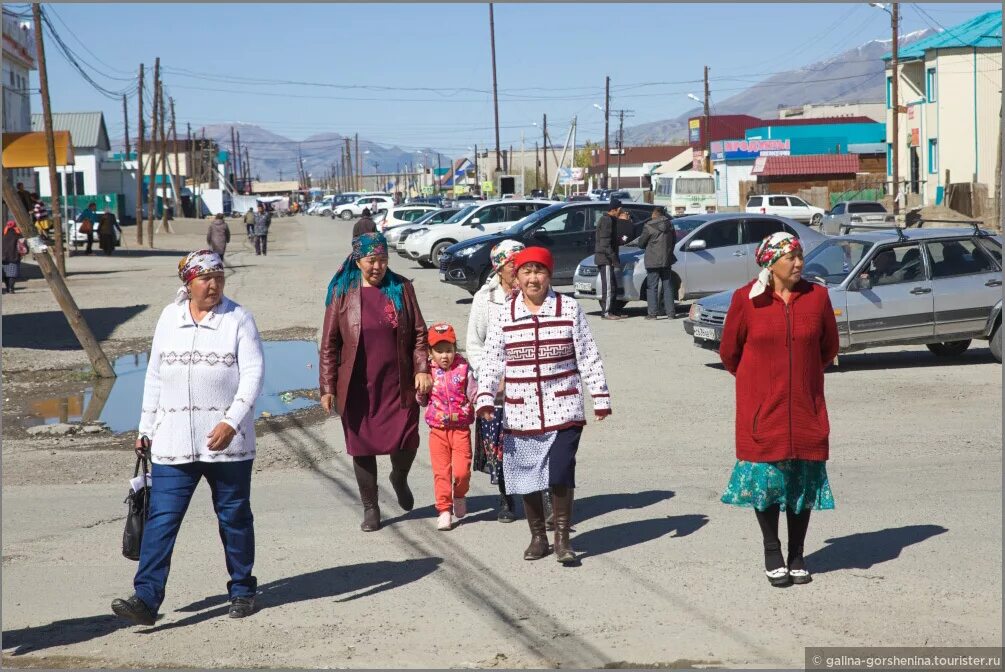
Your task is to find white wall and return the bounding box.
[713,161,755,208]
[34,153,99,197]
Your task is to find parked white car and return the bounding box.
[400,199,551,267]
[379,205,440,232]
[334,195,395,220]
[745,194,825,226]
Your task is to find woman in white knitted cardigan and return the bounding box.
[466,239,525,523]
[112,250,264,627]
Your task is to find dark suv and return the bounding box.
[439,201,658,294]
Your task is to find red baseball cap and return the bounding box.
[513,246,554,274]
[427,322,457,347]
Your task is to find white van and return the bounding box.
[652,170,717,216]
[401,199,551,267]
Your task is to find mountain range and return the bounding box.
[190,30,937,180]
[622,29,935,145]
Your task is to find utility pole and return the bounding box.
[354,134,360,191]
[32,2,65,276]
[489,3,501,172]
[535,141,540,189]
[703,65,711,174]
[230,126,238,189]
[122,94,131,159]
[344,138,352,191]
[146,57,160,243]
[244,146,251,193]
[158,82,169,237]
[542,114,548,190]
[890,1,901,215]
[436,153,442,196]
[169,97,181,220]
[604,75,611,190]
[474,144,479,194]
[617,110,625,188]
[135,63,144,244]
[995,100,1002,229]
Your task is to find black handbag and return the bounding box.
[122,445,151,561]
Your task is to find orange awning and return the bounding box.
[2,130,75,168]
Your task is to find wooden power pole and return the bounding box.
[158,81,169,237]
[168,96,180,226]
[891,1,901,215]
[354,134,361,191]
[489,3,501,172]
[135,63,144,244]
[32,3,66,276]
[3,181,115,378]
[122,94,131,159]
[542,114,548,190]
[703,65,711,173]
[604,75,611,190]
[146,57,160,244]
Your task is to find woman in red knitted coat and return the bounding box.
[719,232,839,587]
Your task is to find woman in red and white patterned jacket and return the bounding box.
[476,247,611,564]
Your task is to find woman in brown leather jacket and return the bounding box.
[320,232,432,531]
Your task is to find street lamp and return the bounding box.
[686,93,702,103]
[872,0,901,214]
[592,103,603,111]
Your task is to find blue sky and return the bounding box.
[15,2,999,160]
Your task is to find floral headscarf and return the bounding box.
[490,240,526,272]
[176,249,224,304]
[749,232,803,299]
[325,232,404,311]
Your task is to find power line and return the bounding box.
[38,6,133,100]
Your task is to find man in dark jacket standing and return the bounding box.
[253,204,271,256]
[631,206,678,319]
[352,208,377,238]
[594,198,627,320]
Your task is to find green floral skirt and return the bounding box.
[721,459,835,513]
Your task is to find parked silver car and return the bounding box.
[683,225,1004,362]
[821,200,895,235]
[572,213,827,313]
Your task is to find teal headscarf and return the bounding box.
[325,232,405,310]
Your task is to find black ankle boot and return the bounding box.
[497,494,517,523]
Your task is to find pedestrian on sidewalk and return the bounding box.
[417,322,476,531]
[718,232,839,587]
[2,220,26,294]
[253,204,271,256]
[319,232,432,532]
[629,205,678,320]
[595,198,627,320]
[207,213,231,260]
[352,208,377,238]
[466,240,525,522]
[243,208,256,239]
[15,182,32,213]
[97,210,120,256]
[32,196,49,238]
[111,250,265,626]
[475,247,612,564]
[77,202,99,255]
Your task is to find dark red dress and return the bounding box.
[341,287,420,457]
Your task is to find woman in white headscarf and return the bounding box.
[112,250,264,626]
[465,239,525,522]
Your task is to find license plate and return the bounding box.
[693,326,717,340]
[439,272,446,282]
[575,282,593,292]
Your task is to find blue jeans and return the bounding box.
[134,460,256,612]
[646,268,676,318]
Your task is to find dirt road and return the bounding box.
[2,215,1001,668]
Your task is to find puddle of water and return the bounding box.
[22,340,320,434]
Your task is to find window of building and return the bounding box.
[926,68,937,102]
[63,171,85,196]
[886,143,893,176]
[886,76,892,108]
[928,139,938,174]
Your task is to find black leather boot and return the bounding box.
[497,494,517,523]
[522,491,551,560]
[353,457,381,532]
[551,486,577,563]
[543,488,555,531]
[388,448,416,511]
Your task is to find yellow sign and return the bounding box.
[482,181,495,193]
[688,119,701,130]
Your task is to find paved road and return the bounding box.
[2,215,1001,668]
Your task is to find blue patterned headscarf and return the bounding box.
[325,232,405,310]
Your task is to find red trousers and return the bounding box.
[428,427,472,513]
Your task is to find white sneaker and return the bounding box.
[437,511,453,531]
[453,497,467,518]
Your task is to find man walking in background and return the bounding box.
[352,208,377,237]
[253,204,271,256]
[595,198,625,320]
[244,208,256,239]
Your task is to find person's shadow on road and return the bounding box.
[1,558,442,650]
[574,514,709,561]
[805,524,948,574]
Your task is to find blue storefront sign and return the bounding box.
[711,138,791,161]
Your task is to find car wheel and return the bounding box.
[811,214,822,227]
[321,209,332,217]
[431,240,455,266]
[926,340,972,357]
[418,259,436,269]
[340,210,354,220]
[990,323,1002,363]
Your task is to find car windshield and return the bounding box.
[412,210,441,226]
[802,239,875,285]
[445,205,478,224]
[671,216,710,235]
[848,202,887,214]
[505,202,567,234]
